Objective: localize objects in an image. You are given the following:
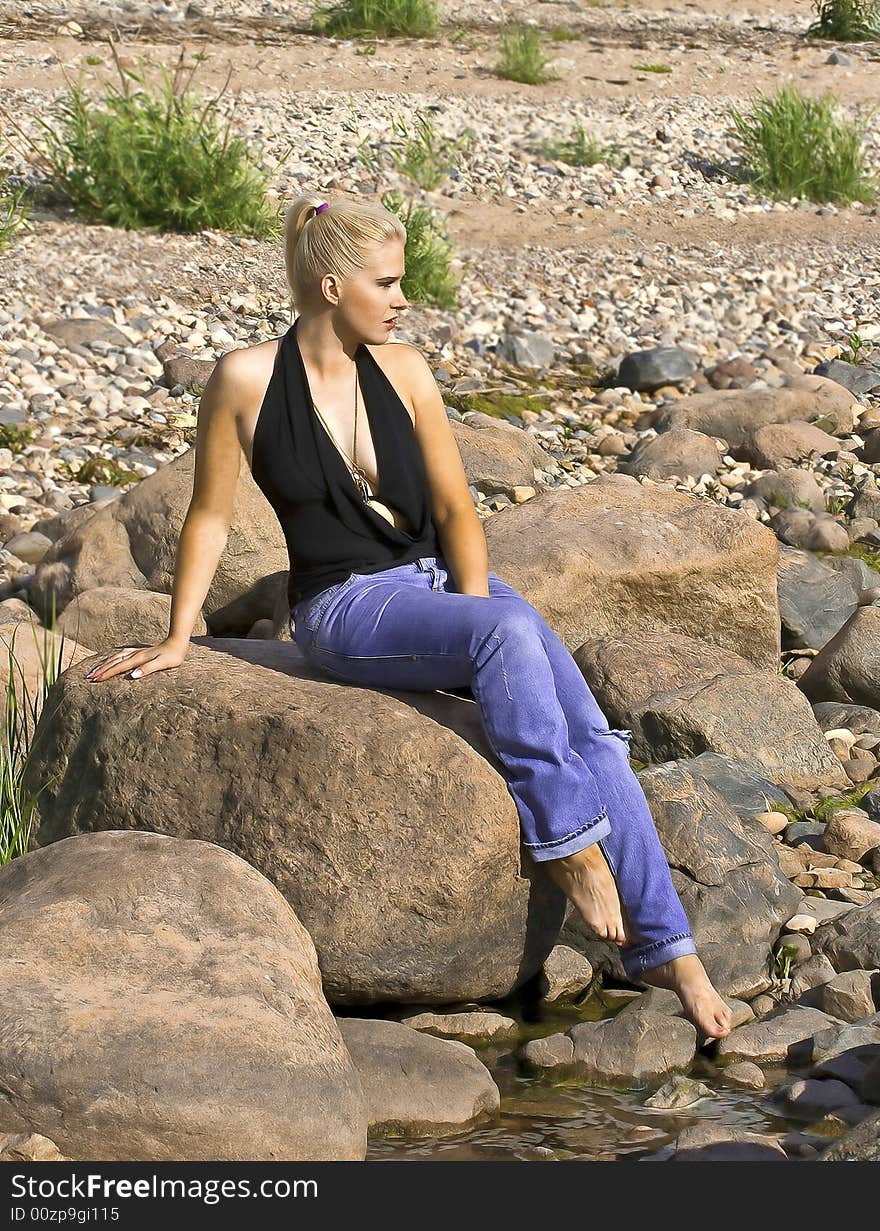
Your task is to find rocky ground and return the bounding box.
[1,0,880,1164]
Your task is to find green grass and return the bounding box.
[1,602,65,865]
[311,0,437,37]
[806,0,880,40]
[770,781,878,830]
[538,123,623,167]
[631,62,672,73]
[0,44,285,235]
[729,85,877,205]
[549,27,581,42]
[495,23,559,85]
[358,112,476,191]
[0,425,33,454]
[381,189,459,309]
[0,144,28,253]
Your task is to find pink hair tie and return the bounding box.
[315,202,329,214]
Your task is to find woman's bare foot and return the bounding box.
[640,953,733,1040]
[543,844,626,945]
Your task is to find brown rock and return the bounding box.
[483,473,780,670]
[0,831,367,1161]
[24,639,561,1005]
[653,375,857,452]
[56,585,207,651]
[453,411,554,498]
[742,420,844,470]
[799,607,880,709]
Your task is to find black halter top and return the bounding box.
[250,318,439,608]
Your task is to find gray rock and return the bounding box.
[654,378,857,452]
[399,1011,519,1046]
[744,468,826,513]
[716,1006,842,1065]
[670,1123,788,1161]
[537,944,594,1003]
[821,553,880,599]
[862,785,880,822]
[719,1061,765,1089]
[42,317,130,350]
[812,899,880,971]
[618,346,696,392]
[773,1076,861,1120]
[567,1010,697,1088]
[672,752,791,821]
[742,420,845,470]
[574,628,847,791]
[822,970,876,1019]
[496,329,555,369]
[814,358,880,396]
[778,545,860,651]
[799,607,880,708]
[335,1017,500,1136]
[819,1107,880,1159]
[812,703,880,737]
[644,1074,717,1109]
[809,1016,880,1065]
[618,427,723,480]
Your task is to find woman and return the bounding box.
[86,194,732,1041]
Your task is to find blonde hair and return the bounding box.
[284,194,407,311]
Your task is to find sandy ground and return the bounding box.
[1,24,877,106]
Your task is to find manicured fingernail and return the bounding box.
[131,669,141,678]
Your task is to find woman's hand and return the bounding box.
[84,638,190,683]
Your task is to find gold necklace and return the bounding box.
[310,364,397,526]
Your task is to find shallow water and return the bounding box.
[361,994,833,1162]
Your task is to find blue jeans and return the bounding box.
[290,554,697,981]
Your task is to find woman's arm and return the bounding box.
[402,347,490,598]
[167,352,246,646]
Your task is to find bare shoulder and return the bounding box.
[219,336,281,401]
[365,340,432,419]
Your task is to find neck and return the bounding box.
[294,311,361,381]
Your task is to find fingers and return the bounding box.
[85,648,148,683]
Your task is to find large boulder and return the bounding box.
[23,639,562,1006]
[520,1009,697,1089]
[573,630,847,790]
[618,428,724,481]
[778,546,860,652]
[452,412,553,497]
[56,585,208,651]
[483,473,780,670]
[561,764,803,998]
[799,607,880,708]
[812,901,880,973]
[0,831,366,1161]
[335,1017,499,1135]
[652,375,857,452]
[27,448,288,623]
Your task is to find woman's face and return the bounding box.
[329,238,409,344]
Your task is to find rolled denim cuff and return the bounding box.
[622,932,698,982]
[522,805,611,863]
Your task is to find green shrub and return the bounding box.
[1,44,285,235]
[0,144,28,253]
[806,0,880,40]
[381,189,458,309]
[359,113,476,191]
[631,63,673,73]
[550,27,581,42]
[495,23,559,85]
[1,603,65,865]
[729,85,877,205]
[538,123,622,167]
[312,0,437,37]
